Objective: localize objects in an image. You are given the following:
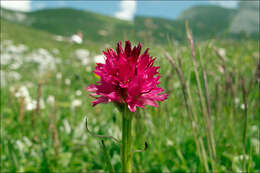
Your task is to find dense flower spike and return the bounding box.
[87,41,168,112]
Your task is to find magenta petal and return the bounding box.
[93,97,109,106]
[86,40,168,110]
[128,104,136,112]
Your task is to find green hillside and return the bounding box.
[1,5,258,45]
[178,5,237,39]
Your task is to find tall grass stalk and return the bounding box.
[214,46,234,102]
[164,52,209,172]
[186,21,216,168]
[186,86,209,172]
[49,101,59,164]
[101,140,115,173]
[18,97,25,123]
[200,62,212,119]
[36,81,43,116]
[241,76,248,171]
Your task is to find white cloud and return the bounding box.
[0,0,31,12]
[210,1,238,8]
[115,0,137,21]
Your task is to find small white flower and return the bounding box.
[71,99,82,108]
[234,98,240,104]
[63,120,71,134]
[56,72,62,80]
[75,49,90,65]
[16,140,24,151]
[23,137,32,147]
[9,62,21,70]
[9,71,21,80]
[65,79,71,85]
[26,100,37,111]
[233,156,240,162]
[166,139,173,146]
[111,153,120,165]
[47,95,55,105]
[240,104,245,110]
[174,82,180,89]
[25,82,34,88]
[76,90,82,96]
[239,155,249,161]
[217,65,225,74]
[94,55,105,64]
[74,120,85,139]
[192,121,196,128]
[233,154,249,162]
[251,125,258,133]
[15,86,30,98]
[81,58,90,65]
[75,49,90,59]
[219,48,226,57]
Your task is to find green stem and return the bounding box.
[121,106,133,173]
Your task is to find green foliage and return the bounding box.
[1,5,258,45]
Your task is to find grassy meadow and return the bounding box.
[1,11,260,173]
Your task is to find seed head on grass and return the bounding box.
[87,41,168,112]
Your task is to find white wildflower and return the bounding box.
[251,125,258,133]
[74,120,85,139]
[234,98,240,105]
[16,140,24,151]
[65,79,71,85]
[76,90,82,96]
[54,35,65,42]
[75,49,90,59]
[166,139,173,146]
[239,155,249,161]
[26,100,36,111]
[71,99,82,108]
[47,95,55,105]
[15,86,30,98]
[23,137,32,147]
[81,58,90,65]
[1,53,12,65]
[25,82,34,88]
[240,104,245,110]
[219,48,226,57]
[63,120,71,134]
[56,72,62,80]
[75,49,90,65]
[234,154,249,162]
[111,153,120,165]
[174,82,180,89]
[94,55,105,64]
[26,48,60,75]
